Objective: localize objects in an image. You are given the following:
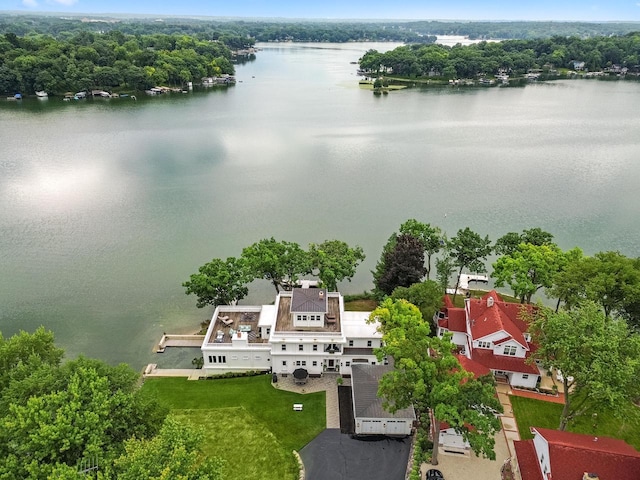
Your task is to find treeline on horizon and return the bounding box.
[2,13,640,42]
[359,32,640,78]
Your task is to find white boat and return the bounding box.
[35,91,48,98]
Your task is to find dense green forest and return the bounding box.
[0,14,434,43]
[359,33,640,78]
[3,13,640,42]
[0,30,237,94]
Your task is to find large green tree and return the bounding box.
[308,240,365,292]
[448,227,493,302]
[368,299,502,464]
[491,243,564,304]
[0,329,169,479]
[391,280,443,326]
[528,302,640,430]
[548,250,640,325]
[399,219,443,280]
[372,233,427,298]
[242,238,310,293]
[183,256,251,308]
[109,416,224,480]
[494,227,554,256]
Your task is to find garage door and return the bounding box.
[359,420,382,434]
[385,420,408,435]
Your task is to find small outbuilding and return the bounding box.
[351,364,415,436]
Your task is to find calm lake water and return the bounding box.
[1,42,639,368]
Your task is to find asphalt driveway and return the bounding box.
[300,429,411,480]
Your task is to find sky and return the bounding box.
[2,0,640,22]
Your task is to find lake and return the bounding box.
[1,42,639,369]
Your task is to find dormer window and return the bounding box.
[503,345,517,356]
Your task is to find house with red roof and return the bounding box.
[435,290,540,388]
[513,427,640,480]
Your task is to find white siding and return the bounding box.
[532,429,551,478]
[355,417,412,436]
[510,372,539,388]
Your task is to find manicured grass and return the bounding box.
[173,408,298,480]
[141,375,326,480]
[344,299,378,311]
[510,396,563,439]
[510,395,640,449]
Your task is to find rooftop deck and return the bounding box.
[275,295,341,333]
[205,311,268,345]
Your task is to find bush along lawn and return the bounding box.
[510,395,640,449]
[141,375,326,480]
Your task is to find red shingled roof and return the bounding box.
[468,291,533,349]
[513,439,543,480]
[471,349,540,374]
[455,354,491,378]
[445,308,467,333]
[516,428,640,480]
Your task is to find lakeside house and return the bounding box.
[435,290,540,389]
[200,286,382,377]
[513,427,640,480]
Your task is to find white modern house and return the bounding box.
[435,290,541,388]
[200,287,382,377]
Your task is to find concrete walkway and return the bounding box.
[496,383,521,457]
[272,374,349,429]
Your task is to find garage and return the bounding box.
[351,364,416,436]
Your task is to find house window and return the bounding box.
[367,340,372,347]
[312,361,317,366]
[255,356,261,360]
[302,361,306,366]
[208,356,214,363]
[503,345,517,356]
[296,361,301,366]
[522,374,529,379]
[299,344,304,351]
[478,341,491,349]
[282,361,287,366]
[349,340,354,347]
[231,356,238,360]
[242,356,249,360]
[302,315,307,321]
[218,356,226,364]
[282,344,287,351]
[266,328,271,335]
[371,361,376,365]
[313,344,318,351]
[346,361,351,366]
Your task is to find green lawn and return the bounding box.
[141,375,326,480]
[510,396,640,449]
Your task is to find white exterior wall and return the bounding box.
[492,338,527,359]
[355,417,413,436]
[510,371,539,388]
[346,337,380,348]
[439,328,469,352]
[202,346,271,372]
[532,429,551,478]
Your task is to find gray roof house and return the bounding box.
[351,364,416,436]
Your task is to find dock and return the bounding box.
[155,334,205,353]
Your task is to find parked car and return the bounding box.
[426,469,444,480]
